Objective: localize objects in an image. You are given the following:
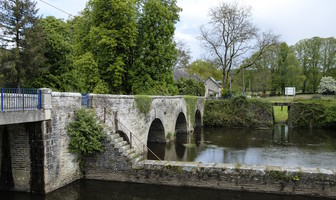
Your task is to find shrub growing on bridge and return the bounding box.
[68,109,105,167]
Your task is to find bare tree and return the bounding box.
[174,40,191,70]
[199,1,278,88]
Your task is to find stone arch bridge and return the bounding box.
[90,94,205,153]
[0,90,204,193]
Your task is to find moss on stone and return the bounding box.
[184,96,198,126]
[134,95,153,115]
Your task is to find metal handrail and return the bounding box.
[114,116,162,161]
[104,107,162,161]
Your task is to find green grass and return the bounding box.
[256,94,336,103]
[273,106,288,124]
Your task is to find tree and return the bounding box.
[318,76,336,95]
[31,16,74,90]
[199,1,278,89]
[185,59,221,81]
[76,0,137,94]
[131,0,181,95]
[0,0,45,88]
[176,77,205,96]
[174,40,191,70]
[320,37,336,76]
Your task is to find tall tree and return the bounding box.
[31,16,74,90]
[76,0,137,94]
[0,0,45,88]
[131,0,181,95]
[199,1,278,89]
[320,37,336,76]
[295,39,310,93]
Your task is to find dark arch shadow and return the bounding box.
[147,119,166,143]
[195,109,202,127]
[175,112,188,135]
[147,118,166,160]
[118,130,130,144]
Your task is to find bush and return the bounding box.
[318,76,336,95]
[176,77,205,96]
[68,109,105,163]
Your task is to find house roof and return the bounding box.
[206,77,222,88]
[173,69,204,83]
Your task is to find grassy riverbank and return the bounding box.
[273,106,288,124]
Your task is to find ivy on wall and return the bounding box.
[184,96,198,127]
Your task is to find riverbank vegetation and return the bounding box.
[288,100,336,129]
[204,96,273,128]
[273,106,288,124]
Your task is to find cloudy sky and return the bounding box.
[36,0,336,60]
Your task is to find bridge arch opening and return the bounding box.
[118,130,130,144]
[147,119,165,143]
[175,112,187,135]
[195,109,202,127]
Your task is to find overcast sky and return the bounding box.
[36,0,336,60]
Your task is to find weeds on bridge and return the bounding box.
[185,96,198,127]
[134,95,153,115]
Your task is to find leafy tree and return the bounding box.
[318,76,336,95]
[31,16,74,90]
[76,0,137,94]
[320,37,336,77]
[176,77,205,96]
[185,59,221,81]
[0,0,45,88]
[285,52,305,89]
[199,1,278,89]
[131,0,181,95]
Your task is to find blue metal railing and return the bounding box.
[0,88,42,112]
[81,93,90,108]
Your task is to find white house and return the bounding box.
[204,77,222,98]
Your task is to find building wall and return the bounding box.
[204,78,221,98]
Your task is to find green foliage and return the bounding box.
[134,95,153,115]
[318,76,336,95]
[273,106,288,124]
[0,0,45,88]
[288,101,336,129]
[68,109,105,158]
[204,97,274,128]
[176,77,205,96]
[184,96,198,126]
[185,60,222,81]
[131,0,181,95]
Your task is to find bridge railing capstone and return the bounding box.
[1,88,42,112]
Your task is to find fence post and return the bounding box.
[39,90,42,109]
[22,88,25,111]
[1,88,3,112]
[130,132,132,148]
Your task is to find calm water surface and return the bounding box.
[0,180,327,200]
[148,125,336,169]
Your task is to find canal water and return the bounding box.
[148,125,336,170]
[0,180,327,200]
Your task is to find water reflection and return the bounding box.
[0,180,326,200]
[148,125,336,169]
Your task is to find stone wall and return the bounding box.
[8,124,31,192]
[86,160,336,199]
[44,92,81,193]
